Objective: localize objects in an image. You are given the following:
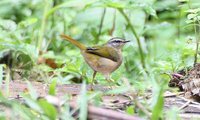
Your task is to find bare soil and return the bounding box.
[1,80,200,119]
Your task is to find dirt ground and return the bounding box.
[1,80,200,119]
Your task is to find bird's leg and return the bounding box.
[91,71,97,90]
[105,74,115,90]
[105,74,117,97]
[93,71,97,84]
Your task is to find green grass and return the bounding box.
[0,0,200,119]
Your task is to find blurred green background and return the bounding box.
[0,0,200,119]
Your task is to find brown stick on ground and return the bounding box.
[70,102,142,120]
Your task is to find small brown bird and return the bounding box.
[60,34,129,85]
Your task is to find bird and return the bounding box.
[60,34,129,86]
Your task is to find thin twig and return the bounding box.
[70,102,142,120]
[177,96,200,105]
[118,9,146,69]
[134,100,151,118]
[164,92,184,97]
[124,91,151,118]
[179,100,191,110]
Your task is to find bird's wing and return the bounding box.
[86,46,120,62]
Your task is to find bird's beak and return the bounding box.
[123,40,130,43]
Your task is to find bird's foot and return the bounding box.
[90,83,95,91]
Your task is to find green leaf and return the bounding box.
[145,6,157,18]
[126,105,135,115]
[22,95,42,112]
[38,99,57,120]
[166,107,180,120]
[185,19,193,24]
[151,88,164,120]
[185,8,200,13]
[4,69,10,97]
[12,103,36,120]
[0,19,17,32]
[0,91,3,97]
[18,18,38,28]
[187,13,198,20]
[105,86,130,95]
[26,81,38,100]
[151,78,167,120]
[45,0,99,18]
[48,80,57,95]
[78,81,88,120]
[105,1,126,9]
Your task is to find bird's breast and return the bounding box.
[81,51,122,75]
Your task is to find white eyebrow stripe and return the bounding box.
[110,37,125,41]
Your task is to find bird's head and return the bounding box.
[107,37,130,49]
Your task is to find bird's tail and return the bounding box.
[60,34,86,50]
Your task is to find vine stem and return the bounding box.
[118,9,146,69]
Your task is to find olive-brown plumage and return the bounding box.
[60,34,129,83]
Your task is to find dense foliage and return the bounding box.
[0,0,200,119]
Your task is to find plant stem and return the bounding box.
[96,8,106,43]
[38,0,50,51]
[187,0,200,66]
[177,6,181,39]
[118,9,146,69]
[194,24,198,66]
[109,10,116,36]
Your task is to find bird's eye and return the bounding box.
[114,40,120,43]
